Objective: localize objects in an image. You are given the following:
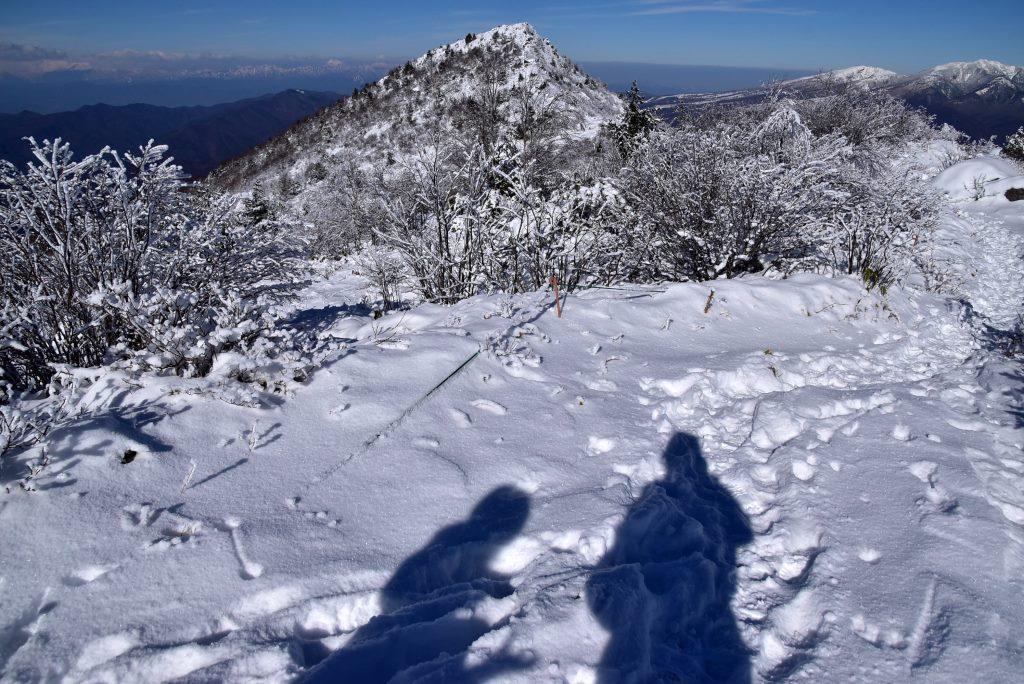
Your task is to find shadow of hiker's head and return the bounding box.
[311,486,534,683]
[383,485,531,607]
[587,433,754,683]
[466,485,531,541]
[662,433,709,482]
[661,432,752,546]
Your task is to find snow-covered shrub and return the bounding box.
[1,404,48,461]
[0,139,306,396]
[0,366,88,461]
[622,109,842,281]
[305,161,329,183]
[1004,126,1024,164]
[368,129,487,304]
[816,162,941,289]
[794,85,936,150]
[968,174,989,201]
[618,91,953,288]
[303,157,377,259]
[450,50,511,156]
[366,120,626,301]
[357,246,406,311]
[478,143,624,292]
[0,139,182,391]
[86,186,306,378]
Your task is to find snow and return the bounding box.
[932,156,1022,200]
[216,22,624,197]
[921,60,1022,86]
[4,150,1024,682]
[827,65,899,83]
[897,59,1024,101]
[790,66,900,88]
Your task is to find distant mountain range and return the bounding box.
[891,61,1024,141]
[579,62,813,96]
[0,51,391,114]
[0,89,341,177]
[649,60,1024,142]
[6,51,1019,187]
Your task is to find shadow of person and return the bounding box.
[587,433,753,683]
[305,485,533,683]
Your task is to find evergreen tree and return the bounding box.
[278,172,298,198]
[242,182,274,225]
[611,81,658,159]
[1005,126,1024,163]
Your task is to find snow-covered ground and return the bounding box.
[3,155,1024,683]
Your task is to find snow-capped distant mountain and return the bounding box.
[902,59,1023,97]
[650,59,1024,141]
[791,65,900,89]
[212,23,624,194]
[887,60,1024,140]
[645,65,900,114]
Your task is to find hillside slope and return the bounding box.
[211,23,624,194]
[0,90,340,177]
[651,60,1024,141]
[891,61,1024,141]
[2,145,1024,682]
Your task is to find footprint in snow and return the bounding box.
[63,565,115,587]
[892,424,912,441]
[585,378,618,392]
[945,417,989,432]
[851,614,906,649]
[450,408,472,428]
[120,503,158,530]
[220,517,264,580]
[471,399,507,416]
[72,631,140,672]
[840,421,860,437]
[328,403,350,419]
[908,461,957,513]
[857,547,882,563]
[791,460,816,482]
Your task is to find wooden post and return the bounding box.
[549,275,563,318]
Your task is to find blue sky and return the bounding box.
[2,0,1023,72]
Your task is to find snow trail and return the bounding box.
[3,160,1024,682]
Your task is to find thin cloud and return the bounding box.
[631,0,816,16]
[0,42,392,80]
[0,42,88,76]
[483,1,816,22]
[0,42,68,61]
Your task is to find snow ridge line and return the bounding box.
[297,348,482,493]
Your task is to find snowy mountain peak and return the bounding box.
[825,65,899,84]
[405,22,579,94]
[471,22,539,43]
[897,59,1024,108]
[923,59,1021,82]
[213,24,623,193]
[787,65,900,90]
[411,23,538,67]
